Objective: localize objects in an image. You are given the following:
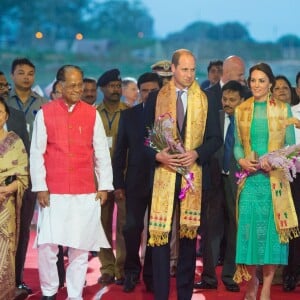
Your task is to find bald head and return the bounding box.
[222,55,245,85]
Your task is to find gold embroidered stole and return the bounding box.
[148,80,207,246]
[234,97,299,283]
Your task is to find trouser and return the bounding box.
[123,190,149,277]
[98,192,126,279]
[152,177,197,300]
[284,175,300,277]
[15,188,36,285]
[201,187,225,286]
[152,236,197,300]
[38,243,88,299]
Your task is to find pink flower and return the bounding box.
[145,112,195,199]
[236,144,300,184]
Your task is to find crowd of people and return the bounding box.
[0,51,299,300]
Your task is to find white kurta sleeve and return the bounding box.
[30,109,48,191]
[93,113,113,191]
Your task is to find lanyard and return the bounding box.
[15,96,36,116]
[104,110,118,131]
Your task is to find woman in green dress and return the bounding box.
[234,63,297,300]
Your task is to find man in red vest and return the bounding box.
[30,65,113,300]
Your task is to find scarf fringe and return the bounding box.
[279,226,300,243]
[148,231,169,247]
[179,225,198,239]
[233,264,252,284]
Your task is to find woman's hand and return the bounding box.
[259,157,272,172]
[238,158,259,173]
[0,185,12,203]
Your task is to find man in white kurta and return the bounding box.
[30,65,113,300]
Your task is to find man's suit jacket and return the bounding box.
[7,105,30,154]
[143,87,223,190]
[216,110,238,195]
[206,82,223,110]
[113,103,153,196]
[207,81,252,110]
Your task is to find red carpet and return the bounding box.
[24,229,300,300]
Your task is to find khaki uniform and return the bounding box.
[97,101,129,279]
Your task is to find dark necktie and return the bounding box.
[177,90,184,131]
[223,115,234,173]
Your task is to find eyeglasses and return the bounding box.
[0,83,11,90]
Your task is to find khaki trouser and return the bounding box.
[98,192,126,279]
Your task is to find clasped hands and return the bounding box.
[156,147,198,169]
[238,157,272,173]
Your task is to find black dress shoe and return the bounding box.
[283,275,296,292]
[14,288,28,300]
[217,257,224,266]
[224,283,240,292]
[115,277,125,285]
[123,275,138,292]
[17,282,33,294]
[90,251,98,257]
[41,294,57,300]
[194,280,217,290]
[145,281,154,292]
[196,247,203,257]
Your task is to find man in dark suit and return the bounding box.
[194,81,244,292]
[0,71,30,153]
[6,106,30,153]
[113,72,162,292]
[144,49,222,300]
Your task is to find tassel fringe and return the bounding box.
[279,226,300,243]
[179,225,198,239]
[233,264,252,284]
[148,232,169,247]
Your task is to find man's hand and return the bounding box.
[177,150,199,168]
[156,147,181,169]
[113,189,125,201]
[37,191,50,208]
[96,190,108,205]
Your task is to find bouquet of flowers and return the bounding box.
[236,144,300,184]
[144,112,194,200]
